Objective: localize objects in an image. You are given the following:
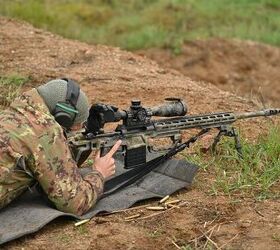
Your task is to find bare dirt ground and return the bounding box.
[138,38,280,107]
[0,17,279,249]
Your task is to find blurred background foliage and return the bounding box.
[0,0,280,51]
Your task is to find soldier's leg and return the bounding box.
[0,171,34,209]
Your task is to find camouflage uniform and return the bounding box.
[0,88,104,215]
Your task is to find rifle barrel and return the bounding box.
[236,109,280,119]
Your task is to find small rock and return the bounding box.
[240,220,252,228]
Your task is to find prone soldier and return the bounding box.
[0,78,121,216]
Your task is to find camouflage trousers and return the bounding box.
[0,166,34,210]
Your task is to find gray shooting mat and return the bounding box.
[0,157,198,245]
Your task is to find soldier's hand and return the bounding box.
[94,140,122,179]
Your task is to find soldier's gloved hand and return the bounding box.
[93,140,122,179]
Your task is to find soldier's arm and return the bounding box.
[31,126,105,216]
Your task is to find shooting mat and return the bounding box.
[0,157,198,245]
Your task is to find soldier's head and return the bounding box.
[37,78,89,130]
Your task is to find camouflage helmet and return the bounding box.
[37,79,89,126]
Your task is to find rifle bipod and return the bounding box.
[211,125,243,158]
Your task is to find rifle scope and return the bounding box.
[85,98,187,134]
[115,98,187,129]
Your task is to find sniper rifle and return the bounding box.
[68,99,280,169]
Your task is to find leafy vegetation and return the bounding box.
[187,127,280,200]
[0,0,280,51]
[0,75,30,107]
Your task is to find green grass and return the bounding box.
[186,127,280,200]
[0,0,280,51]
[0,75,30,107]
[272,233,280,243]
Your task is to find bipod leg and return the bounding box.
[231,127,243,158]
[211,129,226,153]
[211,126,243,158]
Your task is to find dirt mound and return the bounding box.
[1,17,280,250]
[138,38,280,107]
[1,18,276,139]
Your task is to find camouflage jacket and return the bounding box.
[0,88,104,215]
